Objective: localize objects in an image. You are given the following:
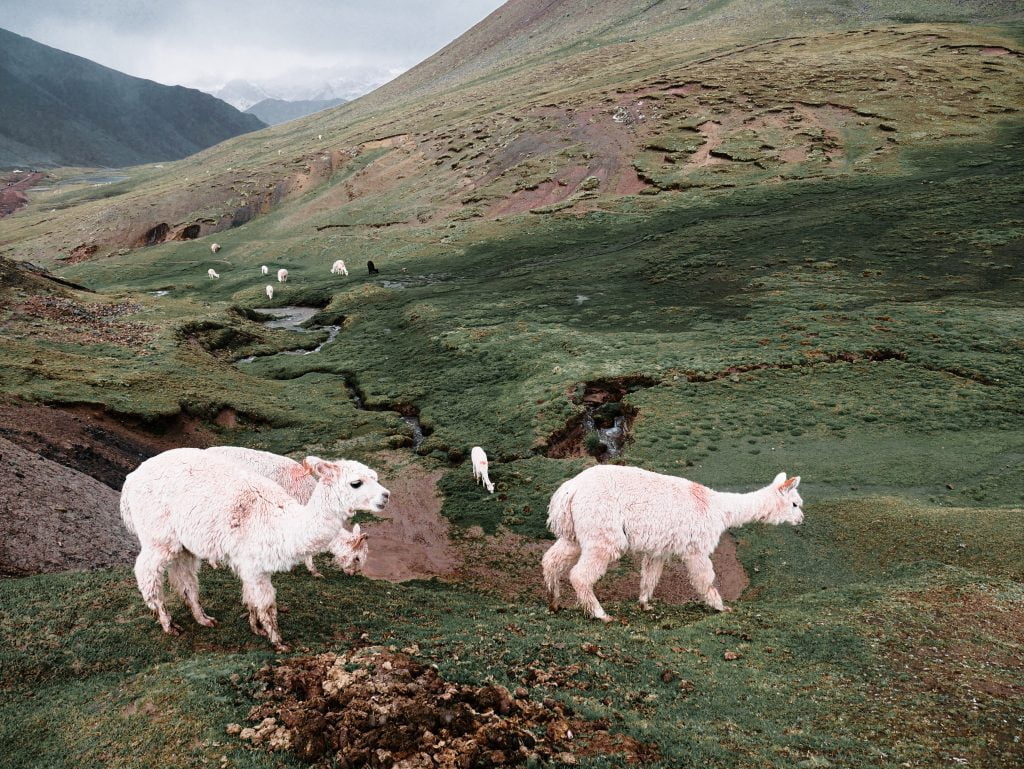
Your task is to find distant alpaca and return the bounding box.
[367,260,379,275]
[120,448,389,648]
[542,467,803,621]
[331,259,348,276]
[204,445,370,576]
[207,268,220,279]
[265,285,274,300]
[470,446,495,493]
[210,243,221,254]
[277,268,288,283]
[261,265,269,276]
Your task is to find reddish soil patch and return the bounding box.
[979,46,1011,56]
[0,436,135,575]
[489,168,587,217]
[15,295,154,349]
[0,172,43,219]
[460,529,748,611]
[65,243,100,263]
[0,398,216,490]
[358,458,459,582]
[231,646,658,767]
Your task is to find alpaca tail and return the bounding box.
[546,479,578,542]
[119,492,136,535]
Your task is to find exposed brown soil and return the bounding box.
[0,172,44,219]
[358,457,460,582]
[0,398,216,490]
[0,436,135,575]
[231,645,658,768]
[14,295,154,349]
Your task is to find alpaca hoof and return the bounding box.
[721,605,733,613]
[164,621,184,636]
[639,601,653,611]
[599,615,615,624]
[273,642,292,653]
[547,603,560,614]
[197,615,218,628]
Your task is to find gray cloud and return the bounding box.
[0,1,504,91]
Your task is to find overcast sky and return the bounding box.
[0,0,505,92]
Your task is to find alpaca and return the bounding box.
[261,265,269,275]
[120,448,389,649]
[204,445,370,576]
[277,268,289,283]
[265,285,274,300]
[210,243,221,254]
[470,446,495,493]
[207,268,219,279]
[542,466,803,621]
[331,259,348,276]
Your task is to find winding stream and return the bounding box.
[238,307,428,448]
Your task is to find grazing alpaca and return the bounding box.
[210,243,221,254]
[367,260,379,275]
[207,268,220,279]
[542,466,803,621]
[204,445,370,576]
[331,259,349,276]
[120,448,389,649]
[261,265,269,275]
[277,268,288,283]
[470,446,495,493]
[265,285,274,300]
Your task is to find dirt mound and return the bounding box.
[0,398,215,490]
[0,436,135,576]
[231,645,658,768]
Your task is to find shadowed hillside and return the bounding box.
[0,27,265,169]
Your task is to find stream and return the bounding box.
[238,306,427,448]
[236,306,341,364]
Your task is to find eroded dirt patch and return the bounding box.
[0,398,216,489]
[231,646,658,768]
[460,529,747,610]
[358,457,460,582]
[0,436,135,575]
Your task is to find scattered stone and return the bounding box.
[723,650,742,660]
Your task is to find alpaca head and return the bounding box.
[331,523,369,575]
[764,472,803,525]
[303,457,390,514]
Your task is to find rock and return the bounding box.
[723,650,742,660]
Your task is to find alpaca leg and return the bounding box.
[569,545,617,622]
[305,555,324,578]
[134,545,181,635]
[684,554,728,612]
[167,552,217,627]
[638,554,667,610]
[541,538,581,612]
[242,574,287,650]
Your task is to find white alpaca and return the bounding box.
[265,285,274,300]
[470,446,495,493]
[277,268,288,283]
[204,446,370,577]
[120,447,388,648]
[331,259,349,276]
[261,265,269,276]
[210,243,221,254]
[542,467,803,622]
[207,268,220,279]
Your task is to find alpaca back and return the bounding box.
[121,447,308,569]
[206,446,316,502]
[548,465,726,556]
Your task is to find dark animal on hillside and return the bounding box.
[367,260,379,275]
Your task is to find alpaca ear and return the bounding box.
[303,456,335,480]
[772,472,787,486]
[781,476,800,491]
[351,523,361,536]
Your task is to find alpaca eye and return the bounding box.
[792,502,798,508]
[350,480,363,488]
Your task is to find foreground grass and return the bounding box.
[2,497,1021,769]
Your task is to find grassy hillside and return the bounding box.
[245,98,348,126]
[0,27,264,169]
[0,1,1022,767]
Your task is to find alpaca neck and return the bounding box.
[282,482,346,556]
[717,486,774,529]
